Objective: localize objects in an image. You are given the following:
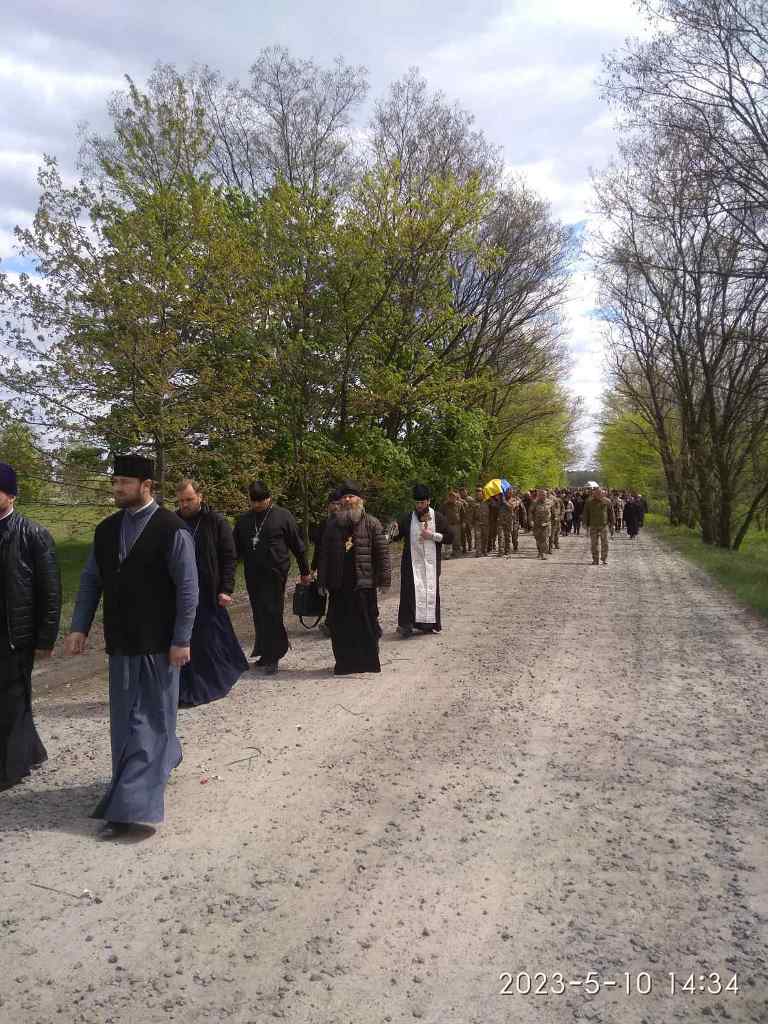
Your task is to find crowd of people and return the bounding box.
[437,485,647,561]
[0,456,646,839]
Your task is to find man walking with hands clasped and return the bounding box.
[65,454,198,837]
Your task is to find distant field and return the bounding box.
[647,513,768,619]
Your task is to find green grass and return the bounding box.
[646,513,768,619]
[17,503,109,630]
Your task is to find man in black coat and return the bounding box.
[392,483,453,637]
[233,480,311,674]
[0,462,61,789]
[175,480,248,706]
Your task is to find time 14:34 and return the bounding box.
[669,972,738,995]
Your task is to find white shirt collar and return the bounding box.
[127,498,157,518]
[0,506,14,522]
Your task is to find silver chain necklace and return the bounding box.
[252,506,273,549]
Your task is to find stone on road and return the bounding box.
[1,530,766,1024]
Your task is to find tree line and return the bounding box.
[594,0,768,549]
[0,50,579,533]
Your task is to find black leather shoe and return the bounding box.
[262,663,278,675]
[98,821,132,838]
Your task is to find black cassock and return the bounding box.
[326,544,381,675]
[623,501,642,538]
[396,511,453,633]
[0,645,47,786]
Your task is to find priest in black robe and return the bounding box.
[317,483,391,674]
[233,481,311,674]
[392,484,453,637]
[175,479,248,706]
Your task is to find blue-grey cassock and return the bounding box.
[71,502,198,824]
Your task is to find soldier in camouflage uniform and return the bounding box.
[458,487,474,552]
[486,493,500,553]
[529,487,551,559]
[497,491,525,556]
[439,490,464,559]
[496,493,514,557]
[509,490,527,551]
[582,485,615,564]
[472,486,490,556]
[548,490,564,552]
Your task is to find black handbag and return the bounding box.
[292,580,327,629]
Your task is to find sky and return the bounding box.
[0,0,650,462]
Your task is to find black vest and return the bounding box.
[94,507,183,655]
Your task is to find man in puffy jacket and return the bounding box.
[0,462,61,789]
[317,482,391,673]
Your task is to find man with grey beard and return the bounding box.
[317,482,391,675]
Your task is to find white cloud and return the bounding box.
[0,54,122,101]
[508,159,595,224]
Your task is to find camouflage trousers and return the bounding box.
[533,526,549,556]
[548,524,560,551]
[590,527,609,563]
[474,524,489,555]
[497,525,511,555]
[496,523,520,555]
[488,508,499,551]
[444,524,462,558]
[461,521,473,552]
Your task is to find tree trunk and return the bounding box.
[716,494,732,549]
[732,479,768,551]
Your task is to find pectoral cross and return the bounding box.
[345,537,354,552]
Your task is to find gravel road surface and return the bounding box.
[1,529,767,1024]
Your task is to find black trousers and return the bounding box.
[246,571,289,664]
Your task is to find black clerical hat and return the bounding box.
[248,480,271,501]
[412,483,431,500]
[337,480,362,498]
[0,462,18,496]
[112,453,155,480]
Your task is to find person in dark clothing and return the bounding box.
[0,462,61,791]
[310,490,343,637]
[392,484,453,636]
[572,494,584,535]
[623,498,643,539]
[175,480,248,706]
[66,454,198,835]
[317,483,391,674]
[233,481,311,675]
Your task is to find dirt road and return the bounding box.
[2,529,767,1024]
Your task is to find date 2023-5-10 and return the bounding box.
[499,971,739,997]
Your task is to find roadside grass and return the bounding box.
[646,513,768,619]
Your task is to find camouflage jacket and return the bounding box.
[498,497,524,526]
[530,498,551,529]
[583,496,615,529]
[472,499,490,526]
[440,499,463,527]
[459,496,476,523]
